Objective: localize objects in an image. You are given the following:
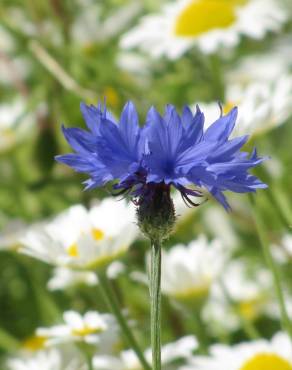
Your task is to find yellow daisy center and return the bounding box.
[91,228,104,241]
[72,326,102,336]
[236,296,267,321]
[22,335,47,351]
[68,243,79,257]
[174,0,248,37]
[102,86,120,108]
[239,353,292,370]
[223,101,238,115]
[173,282,210,302]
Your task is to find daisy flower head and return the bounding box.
[120,0,287,59]
[7,348,86,370]
[93,335,198,370]
[47,261,125,291]
[199,53,292,138]
[182,332,292,370]
[56,101,267,238]
[47,267,98,291]
[160,235,225,303]
[202,260,273,333]
[19,198,137,270]
[36,310,116,346]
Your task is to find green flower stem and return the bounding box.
[97,271,151,370]
[189,310,208,354]
[77,343,94,370]
[85,353,94,370]
[249,194,292,338]
[150,239,162,370]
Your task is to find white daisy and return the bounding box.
[7,348,86,370]
[47,267,98,291]
[47,261,125,291]
[93,335,197,370]
[116,51,150,76]
[71,0,141,47]
[19,198,138,270]
[227,38,292,83]
[36,310,116,346]
[199,77,292,137]
[161,235,225,302]
[120,0,287,59]
[0,99,34,152]
[202,260,273,332]
[181,332,292,370]
[200,40,292,137]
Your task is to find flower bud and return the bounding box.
[137,184,176,242]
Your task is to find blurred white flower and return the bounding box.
[0,99,33,152]
[0,26,15,53]
[93,335,197,370]
[198,42,292,137]
[19,198,138,270]
[47,267,98,291]
[199,77,292,137]
[227,38,292,83]
[72,1,141,46]
[181,332,292,370]
[202,206,238,249]
[107,260,126,279]
[37,310,116,346]
[161,236,225,301]
[7,348,86,370]
[203,260,273,332]
[47,261,125,291]
[116,51,150,76]
[120,0,287,59]
[271,234,292,264]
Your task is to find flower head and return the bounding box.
[36,310,117,346]
[202,260,273,333]
[93,335,197,370]
[56,101,267,212]
[182,332,292,370]
[120,0,287,59]
[7,348,86,370]
[160,235,225,302]
[19,198,137,270]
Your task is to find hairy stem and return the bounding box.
[150,239,162,370]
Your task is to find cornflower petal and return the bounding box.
[204,107,238,142]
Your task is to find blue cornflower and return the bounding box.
[56,101,267,210]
